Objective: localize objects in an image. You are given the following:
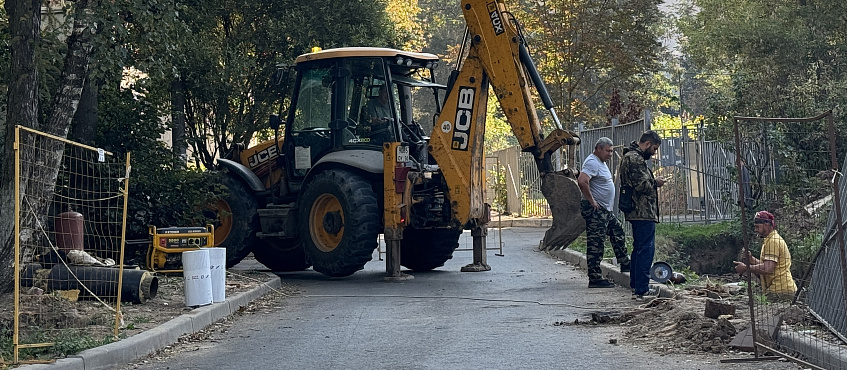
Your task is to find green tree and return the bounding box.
[516,0,665,126]
[158,0,399,168]
[677,0,847,133]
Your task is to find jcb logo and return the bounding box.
[451,87,475,151]
[248,145,278,169]
[487,2,505,35]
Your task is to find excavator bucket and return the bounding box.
[540,170,585,251]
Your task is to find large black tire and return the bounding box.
[299,169,380,277]
[400,228,462,271]
[212,174,258,268]
[252,239,311,272]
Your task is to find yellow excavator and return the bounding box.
[211,0,584,277]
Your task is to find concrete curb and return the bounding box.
[777,331,847,369]
[19,274,282,370]
[488,218,553,228]
[547,248,675,298]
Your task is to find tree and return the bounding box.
[1,0,41,293]
[150,0,400,169]
[677,0,847,130]
[1,0,97,293]
[516,0,664,126]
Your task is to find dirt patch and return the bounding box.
[1,263,285,362]
[620,296,741,354]
[558,278,758,356]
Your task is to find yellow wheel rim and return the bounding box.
[211,199,233,247]
[309,194,344,252]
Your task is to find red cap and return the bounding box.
[754,211,775,226]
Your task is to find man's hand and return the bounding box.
[656,177,667,187]
[733,261,748,275]
[589,199,600,210]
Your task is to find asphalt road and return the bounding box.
[128,227,798,370]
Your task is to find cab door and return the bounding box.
[284,62,336,180]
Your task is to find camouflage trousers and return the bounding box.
[580,200,630,281]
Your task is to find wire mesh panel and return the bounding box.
[733,112,847,370]
[12,126,130,363]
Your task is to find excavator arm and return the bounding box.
[428,0,584,248]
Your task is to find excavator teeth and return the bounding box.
[540,170,586,251]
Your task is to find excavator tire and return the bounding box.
[251,239,311,272]
[299,169,380,277]
[540,170,586,251]
[400,228,462,271]
[211,173,258,268]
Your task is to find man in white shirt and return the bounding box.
[578,137,631,288]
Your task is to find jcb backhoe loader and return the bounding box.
[211,0,585,277]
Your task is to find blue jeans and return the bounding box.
[629,220,656,295]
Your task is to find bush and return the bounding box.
[95,83,221,254]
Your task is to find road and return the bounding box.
[127,227,797,370]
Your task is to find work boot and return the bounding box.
[588,279,615,288]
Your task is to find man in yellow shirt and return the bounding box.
[734,211,797,297]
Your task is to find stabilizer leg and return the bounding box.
[461,227,491,272]
[384,228,413,281]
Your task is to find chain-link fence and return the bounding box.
[733,112,847,370]
[9,126,132,364]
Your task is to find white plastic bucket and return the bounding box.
[208,247,226,302]
[182,249,212,307]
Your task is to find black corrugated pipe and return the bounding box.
[47,265,158,304]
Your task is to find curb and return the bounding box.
[547,248,675,298]
[777,331,847,369]
[489,218,553,228]
[19,274,282,370]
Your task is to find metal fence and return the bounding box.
[10,126,131,364]
[651,128,744,224]
[578,118,647,181]
[733,112,847,370]
[486,115,753,225]
[485,146,573,217]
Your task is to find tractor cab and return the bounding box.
[279,48,444,182]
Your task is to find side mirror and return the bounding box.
[269,114,282,130]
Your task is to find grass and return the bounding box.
[1,327,118,362]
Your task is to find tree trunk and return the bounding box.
[0,0,42,293]
[0,0,96,293]
[70,76,99,144]
[171,78,188,164]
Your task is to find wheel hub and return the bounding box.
[309,194,344,252]
[322,211,343,235]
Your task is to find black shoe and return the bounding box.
[588,279,616,288]
[620,264,630,273]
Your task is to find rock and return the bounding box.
[704,299,736,319]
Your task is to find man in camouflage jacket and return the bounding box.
[619,130,665,300]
